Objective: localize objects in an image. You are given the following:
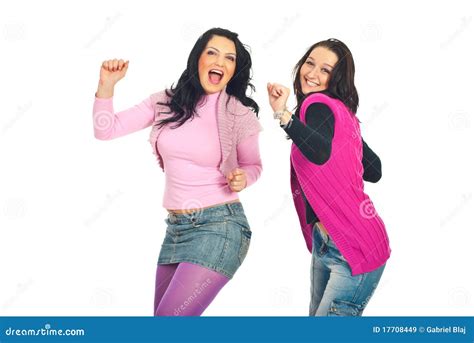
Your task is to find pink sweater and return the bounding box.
[148,89,262,177]
[290,93,391,276]
[92,89,262,209]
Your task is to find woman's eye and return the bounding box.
[207,50,216,55]
[226,56,235,62]
[322,68,330,74]
[306,61,314,66]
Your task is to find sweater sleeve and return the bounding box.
[92,95,155,140]
[361,139,382,182]
[283,103,334,165]
[237,134,262,188]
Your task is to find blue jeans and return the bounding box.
[310,222,386,316]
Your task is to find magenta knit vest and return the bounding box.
[290,93,391,275]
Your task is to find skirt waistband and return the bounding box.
[167,202,244,224]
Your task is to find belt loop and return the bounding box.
[226,203,235,215]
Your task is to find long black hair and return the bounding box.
[293,38,359,115]
[156,28,259,129]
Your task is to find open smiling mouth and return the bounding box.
[306,78,320,87]
[209,69,224,85]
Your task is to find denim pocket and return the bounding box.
[238,227,252,265]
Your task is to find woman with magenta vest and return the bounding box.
[267,38,391,316]
[92,28,262,316]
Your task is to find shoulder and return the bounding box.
[221,92,259,121]
[306,102,333,115]
[222,93,249,114]
[149,90,173,120]
[150,89,171,105]
[222,94,262,140]
[233,97,261,127]
[304,102,335,129]
[302,92,337,108]
[301,92,346,119]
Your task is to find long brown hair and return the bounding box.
[293,38,359,114]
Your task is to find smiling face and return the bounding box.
[198,35,237,94]
[299,46,339,94]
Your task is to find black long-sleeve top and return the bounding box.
[283,101,382,225]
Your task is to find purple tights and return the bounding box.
[153,262,230,316]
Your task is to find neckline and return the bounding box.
[198,90,221,108]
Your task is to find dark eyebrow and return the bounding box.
[207,46,236,57]
[307,56,334,69]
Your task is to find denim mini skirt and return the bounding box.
[157,202,252,279]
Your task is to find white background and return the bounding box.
[1,0,473,316]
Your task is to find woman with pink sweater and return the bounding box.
[92,28,262,316]
[268,38,391,316]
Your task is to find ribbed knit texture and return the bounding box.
[149,89,262,177]
[290,93,391,276]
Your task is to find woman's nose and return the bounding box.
[306,69,320,80]
[214,55,225,67]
